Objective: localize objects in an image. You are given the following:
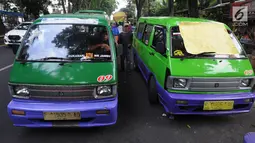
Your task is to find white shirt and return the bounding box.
[118,25,123,33]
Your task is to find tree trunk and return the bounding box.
[168,0,174,16]
[61,0,66,13]
[135,0,145,20]
[137,6,142,20]
[68,0,71,13]
[148,0,150,16]
[188,0,198,17]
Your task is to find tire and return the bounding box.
[148,76,159,104]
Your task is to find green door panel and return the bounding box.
[170,58,253,77]
[9,62,117,85]
[148,51,168,87]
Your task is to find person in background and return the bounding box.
[118,23,133,82]
[118,22,123,33]
[241,31,251,41]
[131,23,136,33]
[111,22,119,44]
[128,22,132,32]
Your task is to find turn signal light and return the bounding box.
[96,110,110,114]
[244,98,253,103]
[176,100,188,105]
[11,110,25,115]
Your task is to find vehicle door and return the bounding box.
[147,25,169,86]
[136,24,154,79]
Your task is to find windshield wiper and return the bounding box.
[38,57,70,61]
[180,52,216,61]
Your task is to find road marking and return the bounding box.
[0,64,13,72]
[0,44,6,47]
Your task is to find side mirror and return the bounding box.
[156,42,165,55]
[12,45,19,55]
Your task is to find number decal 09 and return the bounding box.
[97,75,113,82]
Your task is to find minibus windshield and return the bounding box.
[17,24,112,62]
[171,25,246,59]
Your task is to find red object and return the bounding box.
[128,25,132,32]
[105,75,113,81]
[97,76,105,82]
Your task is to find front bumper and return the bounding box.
[157,82,255,115]
[7,97,118,127]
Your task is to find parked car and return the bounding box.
[133,17,255,117]
[4,22,32,47]
[7,14,118,127]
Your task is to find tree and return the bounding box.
[168,0,174,16]
[68,0,117,16]
[14,0,51,20]
[0,0,15,34]
[134,0,146,19]
[61,0,66,14]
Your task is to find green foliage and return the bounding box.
[120,0,136,19]
[70,0,117,16]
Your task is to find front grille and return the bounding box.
[8,35,21,41]
[189,78,251,92]
[19,85,95,101]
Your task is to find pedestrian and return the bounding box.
[111,22,119,44]
[118,23,133,83]
[131,23,136,33]
[118,22,123,33]
[128,22,132,32]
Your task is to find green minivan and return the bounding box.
[133,17,255,116]
[7,13,118,127]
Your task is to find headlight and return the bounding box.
[4,34,8,39]
[96,86,112,96]
[240,79,250,87]
[12,86,30,99]
[173,78,187,88]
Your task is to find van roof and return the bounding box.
[75,10,107,15]
[138,17,214,27]
[33,13,109,25]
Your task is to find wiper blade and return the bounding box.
[38,57,70,61]
[194,52,216,56]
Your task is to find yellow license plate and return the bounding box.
[203,101,234,111]
[43,112,81,120]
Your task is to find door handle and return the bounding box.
[149,52,154,56]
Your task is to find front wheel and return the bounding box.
[148,76,159,104]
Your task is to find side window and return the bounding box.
[142,25,153,45]
[137,23,145,40]
[152,26,166,54]
[171,26,188,57]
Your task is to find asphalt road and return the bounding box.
[1,44,255,143]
